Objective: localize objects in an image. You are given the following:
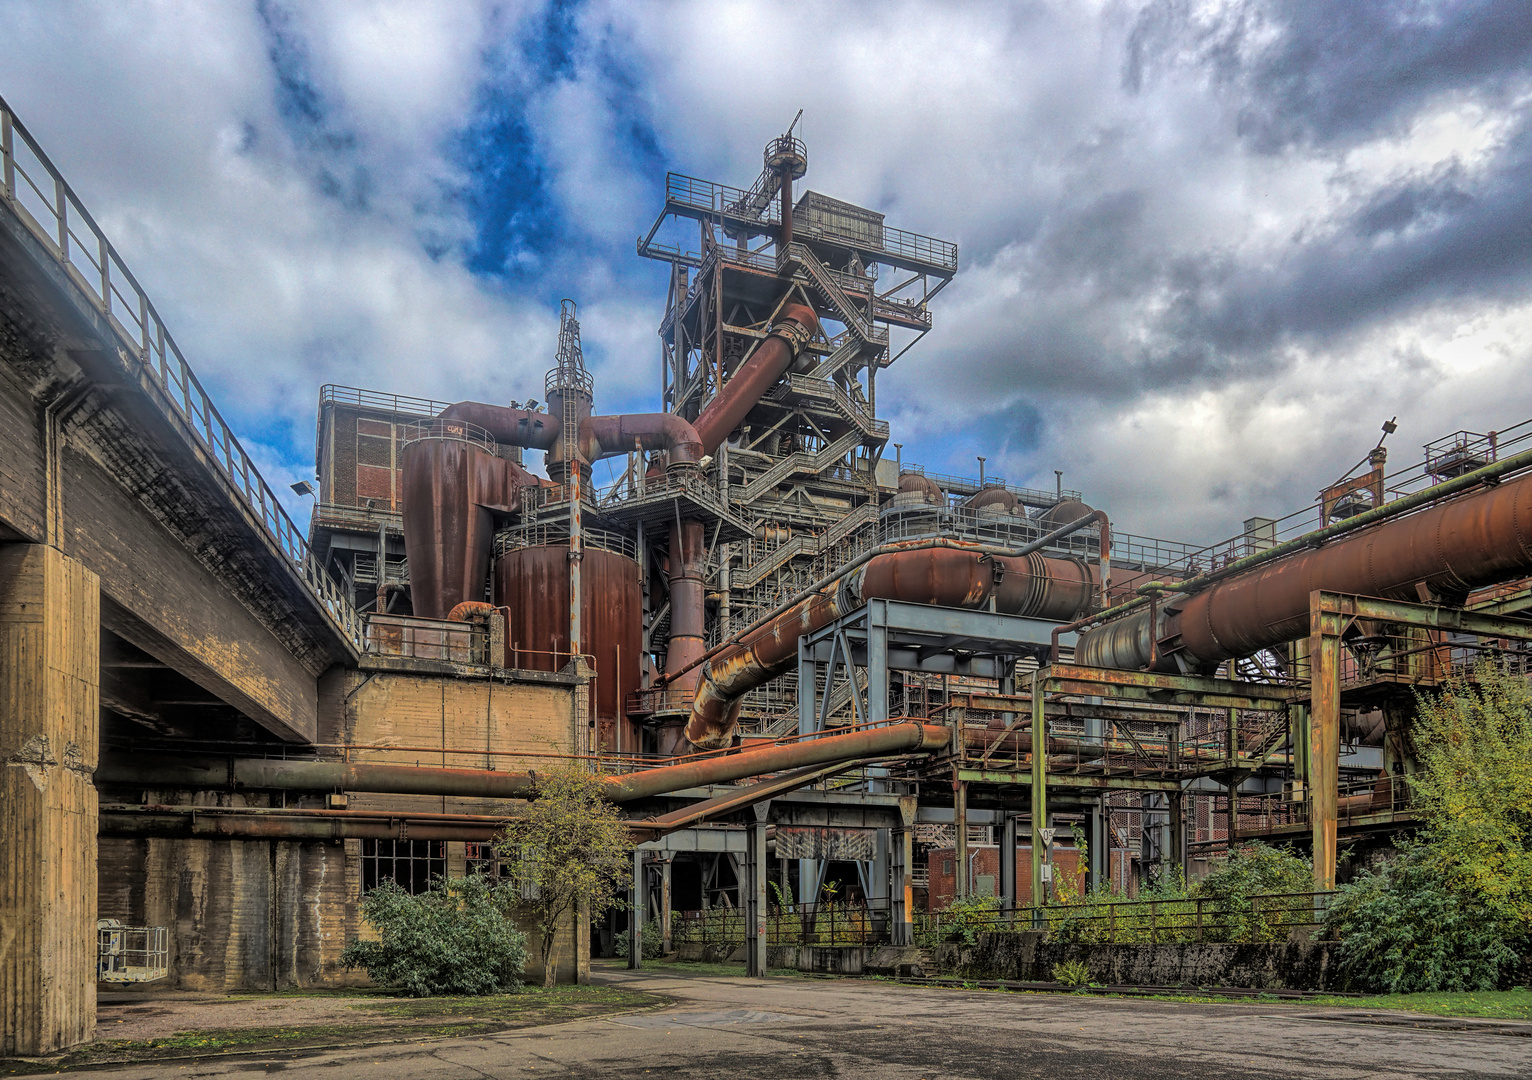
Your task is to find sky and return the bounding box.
[3,0,1530,543]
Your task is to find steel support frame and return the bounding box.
[1305,590,1532,890]
[744,801,770,977]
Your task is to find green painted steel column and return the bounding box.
[1030,669,1047,911]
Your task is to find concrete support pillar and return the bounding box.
[1309,592,1342,891]
[745,803,770,977]
[628,850,645,969]
[1,545,100,1055]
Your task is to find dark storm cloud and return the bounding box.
[1128,0,1532,151]
[929,0,1532,426]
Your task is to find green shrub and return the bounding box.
[1052,959,1092,988]
[1325,845,1519,993]
[341,875,527,996]
[918,895,1003,946]
[612,916,669,959]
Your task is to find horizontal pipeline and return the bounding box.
[95,722,953,804]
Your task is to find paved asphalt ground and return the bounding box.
[80,964,1530,1079]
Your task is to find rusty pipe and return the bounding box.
[663,511,1111,694]
[95,723,951,805]
[97,805,511,842]
[1077,466,1532,673]
[681,513,1112,748]
[665,519,708,694]
[585,413,703,467]
[438,402,559,449]
[691,303,819,453]
[686,544,1008,748]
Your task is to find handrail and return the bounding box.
[0,95,362,652]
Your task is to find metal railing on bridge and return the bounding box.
[1,96,362,651]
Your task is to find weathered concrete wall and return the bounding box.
[98,667,586,991]
[936,932,1341,990]
[0,545,100,1054]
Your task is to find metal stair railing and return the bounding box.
[783,243,876,341]
[772,373,888,441]
[810,335,865,380]
[737,430,865,503]
[0,95,363,653]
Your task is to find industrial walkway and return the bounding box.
[70,966,1530,1078]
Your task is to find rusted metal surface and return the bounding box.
[690,303,819,453]
[1077,468,1532,672]
[584,412,702,466]
[664,520,708,695]
[898,471,945,505]
[497,545,641,751]
[98,721,950,805]
[684,534,1108,748]
[399,438,535,619]
[97,805,509,842]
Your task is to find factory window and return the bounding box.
[465,842,502,881]
[942,857,954,876]
[359,839,446,895]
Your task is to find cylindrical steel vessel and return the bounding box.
[1077,469,1532,673]
[495,543,642,752]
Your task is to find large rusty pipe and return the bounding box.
[95,723,950,806]
[664,519,708,694]
[438,402,559,449]
[683,513,1112,748]
[691,303,818,453]
[605,721,950,801]
[1077,467,1532,673]
[585,413,703,466]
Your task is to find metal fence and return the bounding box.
[672,900,895,949]
[916,891,1336,946]
[0,96,363,652]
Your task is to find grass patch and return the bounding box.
[1302,989,1532,1021]
[1,986,668,1075]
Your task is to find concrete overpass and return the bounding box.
[0,95,359,1053]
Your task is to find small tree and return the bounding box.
[340,875,527,996]
[1408,661,1532,932]
[497,764,632,986]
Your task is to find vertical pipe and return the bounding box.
[780,162,792,250]
[1000,813,1019,913]
[1169,790,1184,882]
[953,772,968,902]
[1310,592,1342,890]
[660,859,673,955]
[746,805,769,976]
[628,850,644,970]
[1030,669,1047,912]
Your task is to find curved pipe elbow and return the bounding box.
[586,413,703,467]
[438,402,560,451]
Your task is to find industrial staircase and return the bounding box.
[782,243,879,342]
[770,373,889,441]
[737,429,865,502]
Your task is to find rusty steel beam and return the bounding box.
[1318,591,1532,640]
[1309,592,1343,891]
